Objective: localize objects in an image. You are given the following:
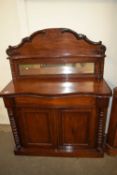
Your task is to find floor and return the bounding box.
[0,125,117,175]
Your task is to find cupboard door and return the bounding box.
[58,108,97,150]
[15,108,57,149]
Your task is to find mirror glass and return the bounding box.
[19,63,94,75]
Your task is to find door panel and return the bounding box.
[15,108,56,148]
[59,108,97,149]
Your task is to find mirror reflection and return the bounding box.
[19,63,94,75]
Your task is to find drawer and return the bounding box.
[15,95,96,107]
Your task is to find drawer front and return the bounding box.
[15,95,95,107]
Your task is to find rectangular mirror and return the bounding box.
[19,63,94,76]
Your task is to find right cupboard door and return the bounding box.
[58,108,98,150]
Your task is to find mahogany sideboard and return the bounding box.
[0,28,111,157]
[106,87,117,155]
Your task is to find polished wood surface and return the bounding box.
[7,28,105,58]
[106,88,117,155]
[0,79,111,97]
[3,95,110,157]
[16,108,56,148]
[7,28,105,80]
[0,28,111,157]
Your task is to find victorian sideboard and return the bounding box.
[106,87,117,155]
[0,28,111,157]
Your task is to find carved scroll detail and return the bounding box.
[6,28,106,57]
[61,28,102,45]
[7,108,21,149]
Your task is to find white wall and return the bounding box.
[25,0,117,86]
[0,0,20,123]
[0,0,117,124]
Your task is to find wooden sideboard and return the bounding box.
[0,28,111,157]
[106,87,117,155]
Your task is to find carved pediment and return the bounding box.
[6,28,106,58]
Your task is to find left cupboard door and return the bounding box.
[15,108,57,149]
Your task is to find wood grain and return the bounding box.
[0,28,111,157]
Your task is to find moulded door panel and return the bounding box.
[58,108,98,150]
[15,108,57,149]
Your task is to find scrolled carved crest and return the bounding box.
[6,28,106,58]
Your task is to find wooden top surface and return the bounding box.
[0,79,111,97]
